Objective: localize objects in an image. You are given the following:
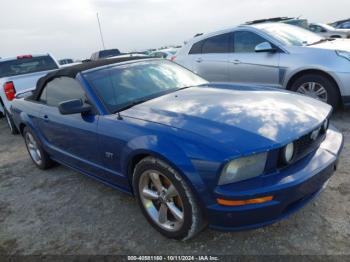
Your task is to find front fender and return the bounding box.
[121,134,217,207]
[283,67,347,99]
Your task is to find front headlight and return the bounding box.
[336,50,350,61]
[218,153,267,185]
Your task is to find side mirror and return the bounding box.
[255,42,276,53]
[58,99,92,115]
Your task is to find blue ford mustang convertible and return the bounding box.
[11,57,343,240]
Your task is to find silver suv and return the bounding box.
[174,23,350,108]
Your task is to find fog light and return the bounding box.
[217,196,273,206]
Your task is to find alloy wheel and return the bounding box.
[296,82,328,102]
[138,170,184,232]
[25,133,42,165]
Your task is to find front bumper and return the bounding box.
[206,125,343,231]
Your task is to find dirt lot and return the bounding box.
[0,110,349,256]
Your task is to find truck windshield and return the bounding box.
[0,55,58,78]
[84,60,208,113]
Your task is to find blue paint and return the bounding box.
[11,60,343,230]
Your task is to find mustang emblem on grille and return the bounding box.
[310,128,321,141]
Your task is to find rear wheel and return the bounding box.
[23,127,54,169]
[290,74,340,108]
[4,110,19,135]
[133,157,206,240]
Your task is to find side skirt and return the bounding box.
[50,156,133,196]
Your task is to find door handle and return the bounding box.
[43,115,49,122]
[231,59,241,64]
[196,58,203,63]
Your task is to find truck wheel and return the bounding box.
[23,127,54,169]
[133,157,206,240]
[4,110,19,135]
[290,74,340,108]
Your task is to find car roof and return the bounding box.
[245,17,295,25]
[0,53,51,62]
[31,56,152,101]
[185,23,266,44]
[190,21,293,41]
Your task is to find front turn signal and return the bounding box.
[217,196,273,206]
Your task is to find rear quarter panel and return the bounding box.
[10,98,42,134]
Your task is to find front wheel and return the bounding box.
[133,157,206,240]
[290,74,340,108]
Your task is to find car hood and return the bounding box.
[310,38,350,52]
[122,85,331,154]
[335,29,350,33]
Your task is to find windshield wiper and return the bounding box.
[115,99,150,113]
[307,38,335,46]
[175,86,193,92]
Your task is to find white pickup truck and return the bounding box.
[0,54,60,134]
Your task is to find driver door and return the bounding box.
[37,77,104,176]
[228,30,281,88]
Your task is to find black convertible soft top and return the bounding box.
[31,56,151,100]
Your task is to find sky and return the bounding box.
[0,0,349,60]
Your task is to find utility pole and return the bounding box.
[96,12,106,50]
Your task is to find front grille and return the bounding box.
[293,127,326,162]
[276,124,327,168]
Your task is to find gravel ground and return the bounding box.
[0,110,349,256]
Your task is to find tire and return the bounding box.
[290,73,340,108]
[133,157,206,240]
[23,127,54,170]
[4,110,19,135]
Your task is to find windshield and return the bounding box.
[0,55,58,78]
[257,23,323,46]
[84,60,208,113]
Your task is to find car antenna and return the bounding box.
[117,112,123,120]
